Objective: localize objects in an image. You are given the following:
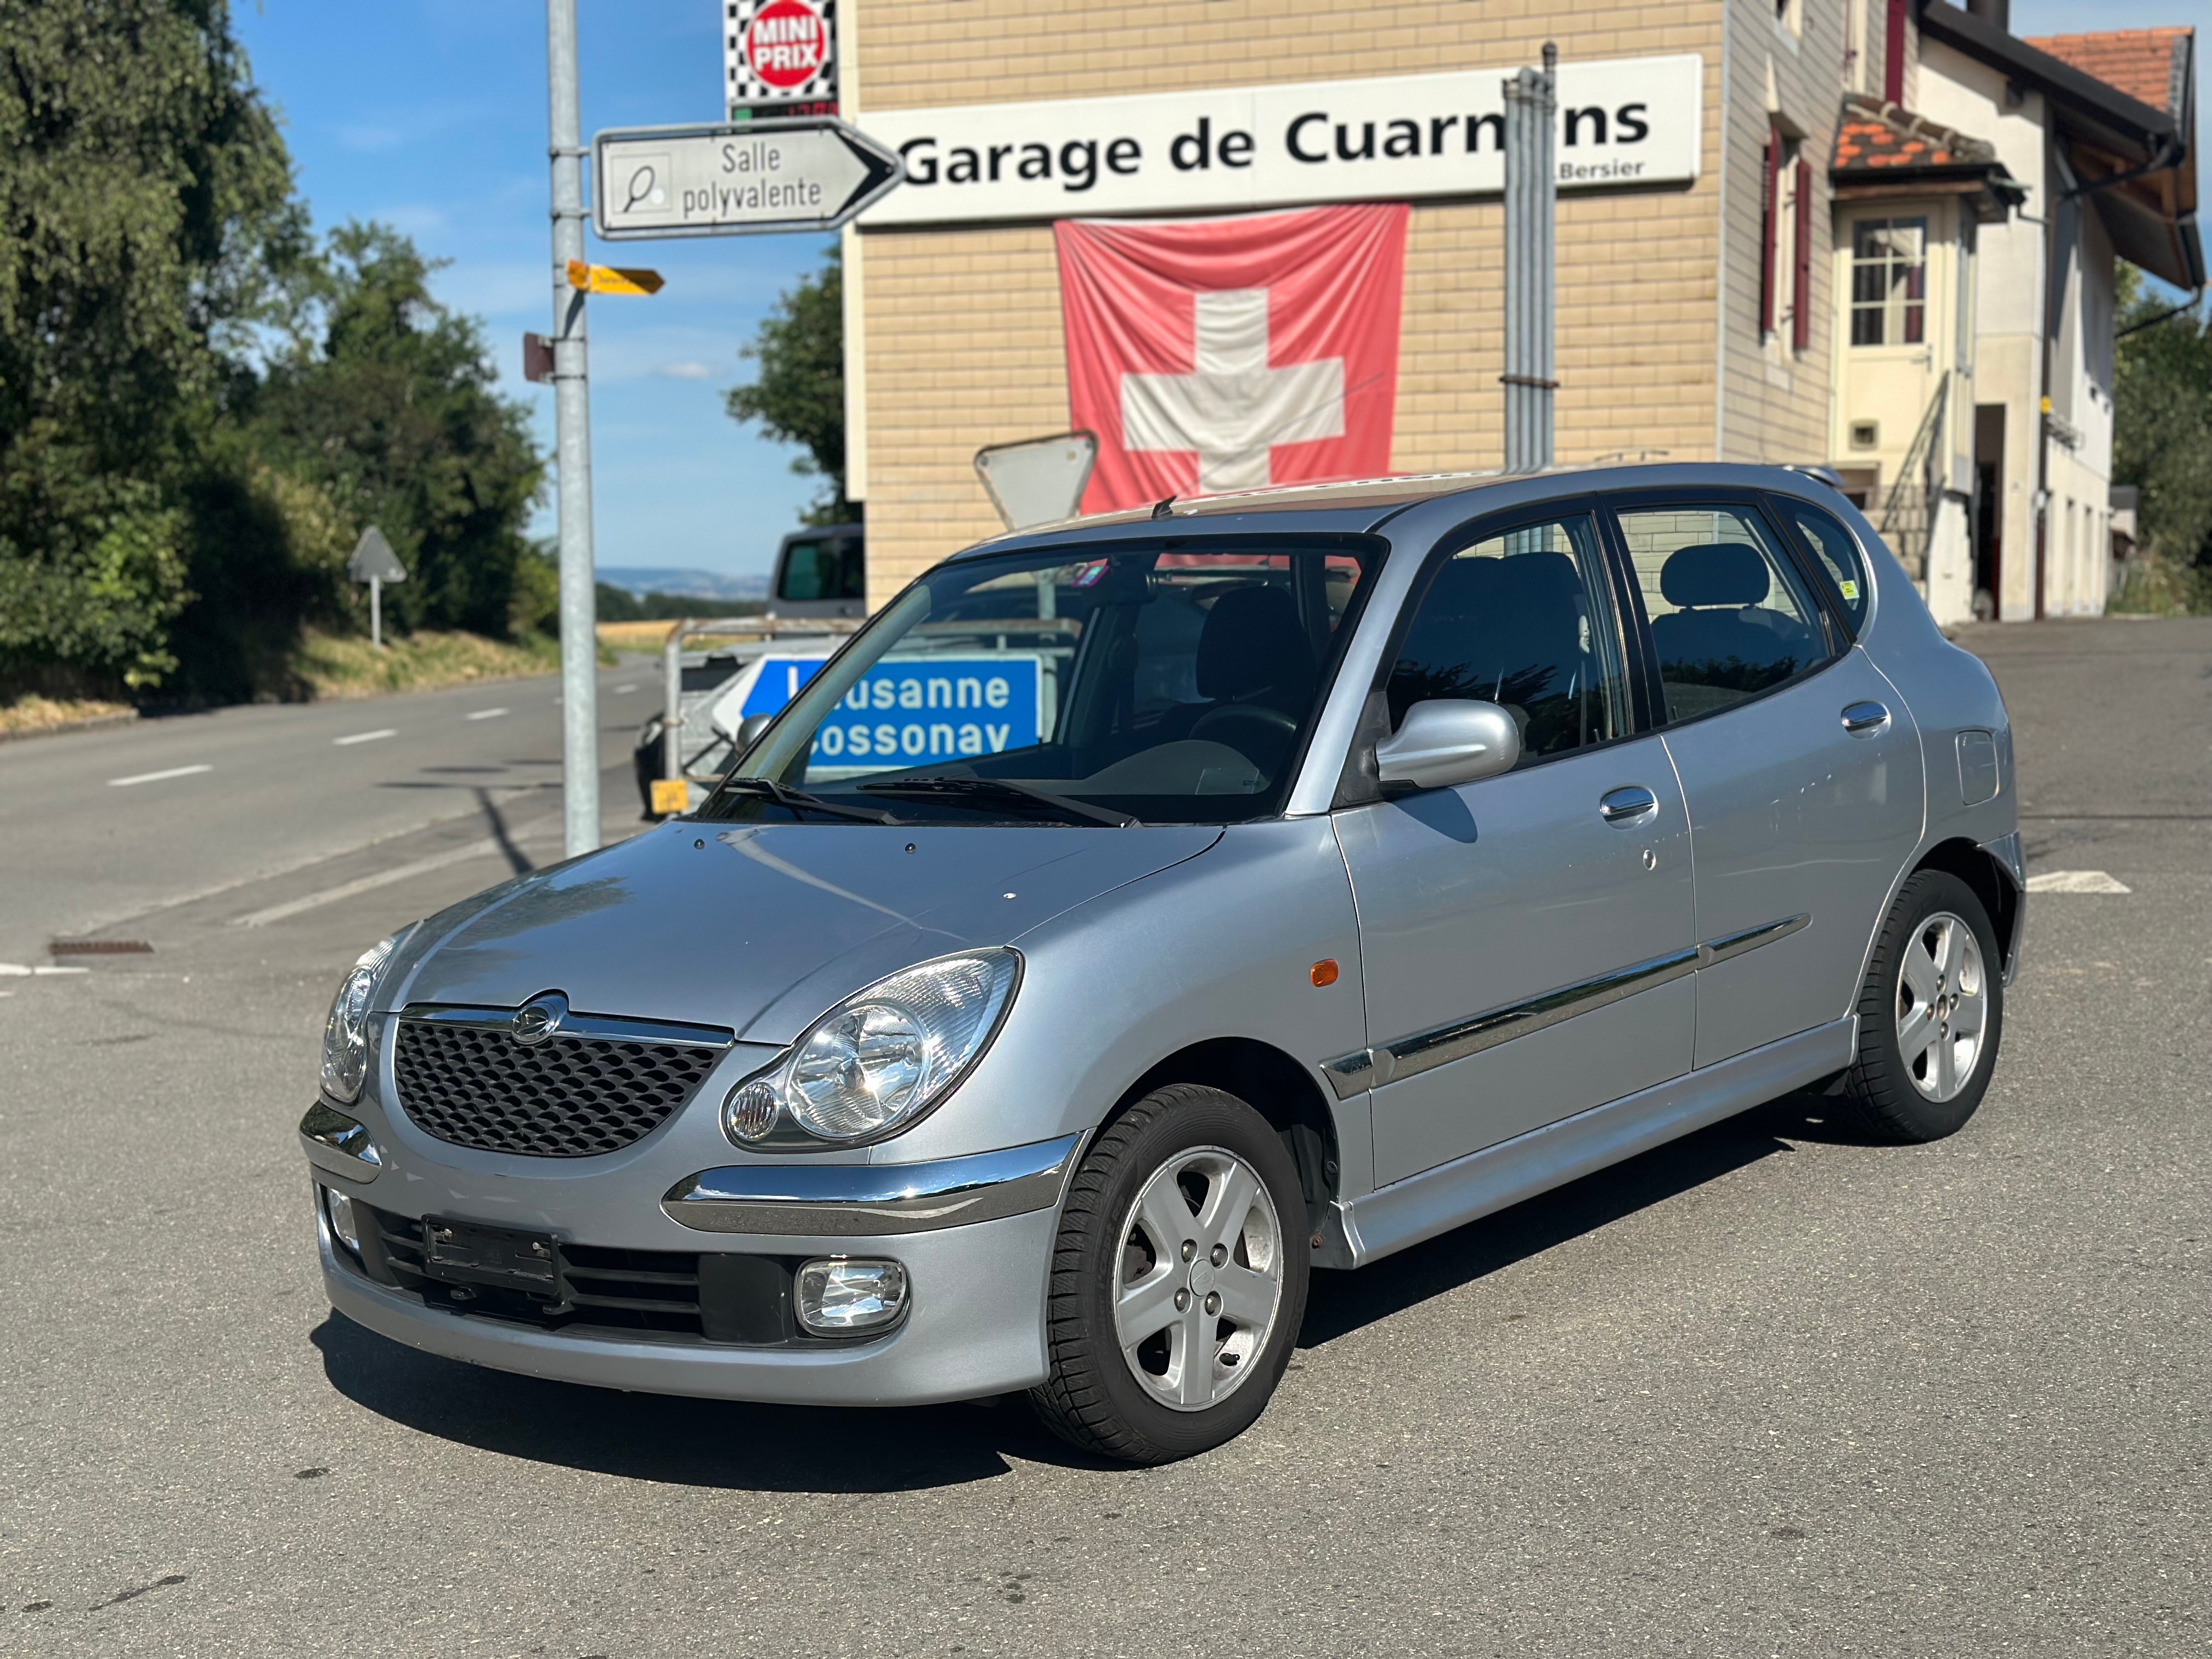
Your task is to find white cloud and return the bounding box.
[656,361,712,379]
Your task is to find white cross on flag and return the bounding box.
[1054,205,1409,512]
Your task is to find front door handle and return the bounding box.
[1842,701,1891,735]
[1599,785,1658,824]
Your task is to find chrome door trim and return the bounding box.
[1698,912,1809,967]
[400,1002,734,1050]
[1599,785,1659,823]
[1841,701,1891,734]
[1320,913,1811,1100]
[661,1132,1084,1236]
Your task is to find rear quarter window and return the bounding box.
[1781,501,1871,634]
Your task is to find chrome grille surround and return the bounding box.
[392,1002,732,1158]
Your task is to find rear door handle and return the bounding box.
[1842,701,1891,735]
[1599,785,1658,824]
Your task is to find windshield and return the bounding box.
[704,535,1381,827]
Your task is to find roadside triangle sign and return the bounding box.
[346,526,407,584]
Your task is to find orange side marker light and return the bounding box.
[1310,958,1340,988]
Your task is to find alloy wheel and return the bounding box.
[1896,910,1988,1102]
[1110,1146,1284,1412]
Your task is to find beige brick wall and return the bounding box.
[848,1,1729,605]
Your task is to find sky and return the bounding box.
[233,1,832,580]
[233,3,2200,578]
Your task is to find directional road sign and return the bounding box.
[592,118,901,240]
[566,261,664,295]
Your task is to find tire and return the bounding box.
[1029,1084,1310,1464]
[1841,868,2005,1143]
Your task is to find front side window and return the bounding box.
[1385,514,1627,762]
[1614,504,1835,724]
[709,539,1378,827]
[1850,217,1926,347]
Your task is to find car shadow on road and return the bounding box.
[311,1090,1872,1492]
[309,1312,1105,1491]
[1301,1089,1869,1348]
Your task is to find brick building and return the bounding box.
[834,2,2198,623]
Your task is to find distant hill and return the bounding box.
[598,567,769,600]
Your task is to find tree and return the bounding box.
[245,224,548,641]
[2112,268,2212,613]
[725,245,855,524]
[0,0,302,691]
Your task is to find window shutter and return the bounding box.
[1760,131,1779,336]
[1884,0,1908,105]
[1792,157,1813,352]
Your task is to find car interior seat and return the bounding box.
[1649,541,1817,686]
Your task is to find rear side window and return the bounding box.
[1613,504,1836,724]
[1780,500,1871,633]
[778,537,865,601]
[1386,513,1628,762]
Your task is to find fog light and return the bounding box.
[322,1186,362,1257]
[795,1257,907,1334]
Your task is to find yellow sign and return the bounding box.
[649,777,691,816]
[566,260,665,296]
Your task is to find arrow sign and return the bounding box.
[592,118,902,240]
[566,261,664,295]
[346,527,405,585]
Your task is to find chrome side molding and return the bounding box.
[301,1101,382,1181]
[400,1001,733,1050]
[1319,915,1811,1100]
[662,1132,1084,1237]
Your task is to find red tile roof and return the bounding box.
[2025,28,2192,115]
[1831,95,2000,175]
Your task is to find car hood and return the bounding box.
[379,819,1221,1043]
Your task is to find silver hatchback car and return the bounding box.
[303,465,2023,1463]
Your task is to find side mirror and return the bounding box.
[736,712,773,753]
[1373,700,1521,791]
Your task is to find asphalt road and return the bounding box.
[0,663,653,964]
[2,618,2205,1657]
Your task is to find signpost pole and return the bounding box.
[370,577,382,652]
[1502,43,1558,475]
[548,0,600,857]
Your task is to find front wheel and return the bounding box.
[1841,868,2005,1143]
[1029,1084,1309,1464]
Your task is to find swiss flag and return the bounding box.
[1053,205,1409,514]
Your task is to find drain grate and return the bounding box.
[49,939,154,956]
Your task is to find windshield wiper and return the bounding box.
[708,776,901,825]
[856,776,1140,828]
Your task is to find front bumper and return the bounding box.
[316,1194,1061,1406]
[306,1105,1084,1406]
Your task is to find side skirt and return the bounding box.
[1323,1016,1856,1269]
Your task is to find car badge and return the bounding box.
[511,993,568,1046]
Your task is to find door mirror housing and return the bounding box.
[1373,700,1522,791]
[736,712,773,753]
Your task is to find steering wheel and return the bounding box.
[1189,702,1299,771]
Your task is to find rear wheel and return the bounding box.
[1841,869,2004,1143]
[1029,1084,1309,1464]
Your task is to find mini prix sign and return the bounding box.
[725,0,838,121]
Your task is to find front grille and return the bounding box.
[350,1205,817,1347]
[364,1208,712,1338]
[392,1020,722,1157]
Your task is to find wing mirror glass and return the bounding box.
[1373,699,1521,791]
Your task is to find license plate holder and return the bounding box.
[421,1217,560,1291]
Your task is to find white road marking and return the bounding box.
[612,683,637,694]
[333,729,397,747]
[2025,870,2132,894]
[233,832,549,927]
[108,764,212,787]
[1,963,89,975]
[465,708,509,721]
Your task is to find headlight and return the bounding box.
[320,934,403,1104]
[724,948,1020,1148]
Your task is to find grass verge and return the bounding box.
[289,628,578,699]
[0,693,135,737]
